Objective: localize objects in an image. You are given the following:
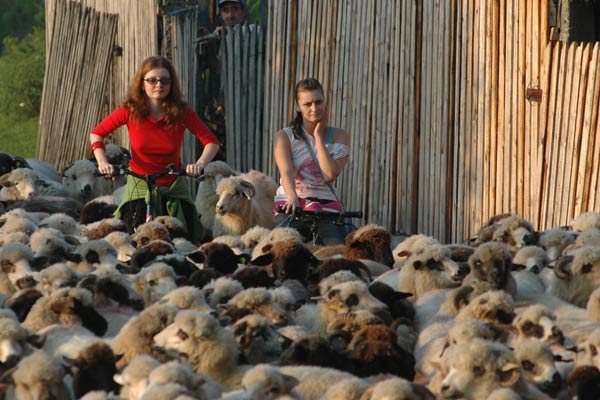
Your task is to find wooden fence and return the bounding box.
[221,24,266,171]
[262,0,600,243]
[39,0,200,171]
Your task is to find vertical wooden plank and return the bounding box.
[538,41,553,229]
[474,0,483,233]
[483,0,492,226]
[516,0,526,216]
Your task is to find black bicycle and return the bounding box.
[99,163,202,232]
[276,205,363,245]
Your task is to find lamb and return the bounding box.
[571,211,600,232]
[213,169,278,236]
[358,377,435,400]
[391,234,440,266]
[277,366,356,400]
[153,215,190,240]
[111,303,178,369]
[62,159,114,202]
[574,328,600,370]
[549,246,600,307]
[146,360,209,399]
[219,364,300,400]
[29,227,74,261]
[39,212,82,236]
[433,339,545,399]
[539,228,577,261]
[158,286,213,313]
[103,231,136,263]
[128,262,177,305]
[22,287,108,336]
[463,241,517,296]
[202,277,244,308]
[67,239,121,273]
[194,160,238,238]
[345,224,395,267]
[249,227,303,260]
[512,304,565,346]
[0,317,42,370]
[64,341,121,398]
[33,262,79,296]
[229,314,287,363]
[321,377,369,400]
[475,214,538,253]
[113,355,161,400]
[0,167,69,201]
[3,350,70,400]
[0,243,37,295]
[82,217,128,240]
[131,221,172,247]
[153,310,251,388]
[223,287,290,326]
[455,290,515,327]
[396,244,466,300]
[251,239,321,285]
[512,339,564,396]
[240,225,271,251]
[0,231,29,247]
[512,245,549,274]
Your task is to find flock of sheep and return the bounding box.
[1,148,600,399]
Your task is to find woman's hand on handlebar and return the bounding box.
[185,163,204,177]
[280,197,300,214]
[97,161,114,176]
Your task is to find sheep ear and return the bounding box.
[452,285,474,311]
[512,263,526,271]
[281,373,300,391]
[329,331,352,352]
[62,355,80,369]
[187,250,206,264]
[554,354,573,363]
[237,253,250,265]
[0,173,13,187]
[498,362,520,387]
[63,235,80,246]
[239,180,255,199]
[26,334,46,348]
[113,373,124,385]
[250,253,274,266]
[396,250,411,258]
[555,255,573,280]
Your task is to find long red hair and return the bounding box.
[123,56,186,128]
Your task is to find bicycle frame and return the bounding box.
[276,207,363,245]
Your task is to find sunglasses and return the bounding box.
[143,77,172,85]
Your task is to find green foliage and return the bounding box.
[0,0,45,53]
[0,114,38,157]
[247,0,260,23]
[0,27,46,118]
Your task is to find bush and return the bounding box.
[0,27,45,118]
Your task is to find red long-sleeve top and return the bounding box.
[92,104,220,186]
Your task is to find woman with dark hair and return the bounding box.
[273,78,350,245]
[90,56,220,241]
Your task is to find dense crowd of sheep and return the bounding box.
[3,150,600,399]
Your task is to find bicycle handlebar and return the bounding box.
[96,164,202,181]
[277,205,363,219]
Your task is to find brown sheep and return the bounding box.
[345,224,394,267]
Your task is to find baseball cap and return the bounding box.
[218,0,246,7]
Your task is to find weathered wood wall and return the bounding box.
[263,0,600,243]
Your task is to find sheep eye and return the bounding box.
[269,387,280,394]
[148,279,157,286]
[473,366,484,376]
[474,260,482,268]
[176,329,189,341]
[522,360,535,371]
[592,345,598,356]
[141,237,150,246]
[582,264,593,274]
[493,260,504,271]
[71,174,77,180]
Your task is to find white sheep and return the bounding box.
[359,377,435,400]
[574,328,600,370]
[432,339,545,399]
[24,158,62,183]
[548,246,600,307]
[0,231,29,246]
[225,287,290,326]
[539,228,577,261]
[229,314,287,364]
[146,360,210,399]
[572,211,600,232]
[391,234,440,266]
[158,286,213,313]
[113,355,161,400]
[0,317,40,366]
[320,377,369,400]
[240,226,271,251]
[512,245,549,274]
[463,241,517,296]
[512,339,563,396]
[67,239,121,273]
[39,212,82,236]
[103,231,136,263]
[194,160,238,236]
[29,227,74,259]
[0,243,36,295]
[213,170,278,236]
[0,167,69,201]
[33,262,79,296]
[62,159,117,202]
[129,262,177,305]
[202,277,245,308]
[250,226,304,260]
[511,304,564,346]
[396,244,464,300]
[4,350,70,400]
[153,310,250,388]
[220,363,300,400]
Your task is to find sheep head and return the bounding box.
[466,242,513,291]
[345,224,394,267]
[215,177,255,216]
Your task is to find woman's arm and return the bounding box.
[313,110,350,181]
[90,133,113,175]
[185,142,220,176]
[90,107,129,175]
[274,130,300,213]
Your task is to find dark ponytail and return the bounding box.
[289,78,324,141]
